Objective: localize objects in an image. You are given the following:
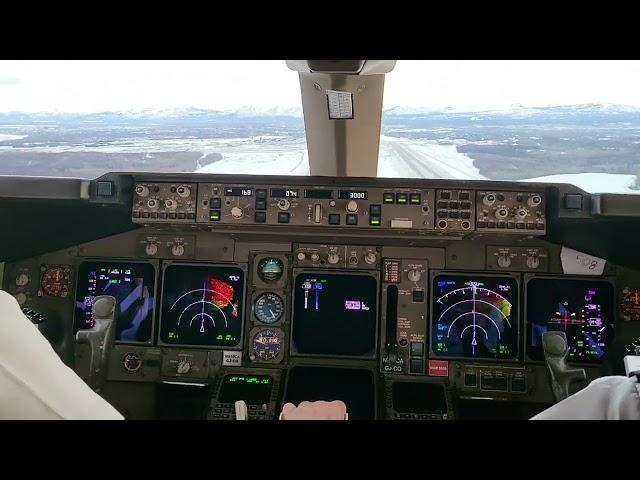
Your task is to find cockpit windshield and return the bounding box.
[1,60,639,193]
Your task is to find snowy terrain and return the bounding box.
[522,173,638,194]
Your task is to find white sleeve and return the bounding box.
[531,375,640,420]
[0,290,124,420]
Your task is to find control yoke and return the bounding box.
[75,295,118,392]
[541,331,586,403]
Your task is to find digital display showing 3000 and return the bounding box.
[431,274,519,360]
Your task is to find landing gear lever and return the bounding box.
[75,296,118,392]
[542,331,586,403]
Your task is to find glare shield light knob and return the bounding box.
[497,255,512,268]
[328,253,340,264]
[526,255,540,269]
[145,243,158,256]
[407,269,421,282]
[171,244,185,257]
[364,252,377,265]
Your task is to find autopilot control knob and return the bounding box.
[364,252,377,265]
[328,252,340,264]
[165,199,177,210]
[145,243,158,256]
[176,360,191,374]
[15,273,30,287]
[347,200,358,212]
[176,185,191,198]
[147,198,159,210]
[135,185,149,197]
[528,194,542,208]
[171,244,185,257]
[483,193,496,206]
[498,255,512,268]
[526,255,540,269]
[515,208,527,220]
[407,268,421,282]
[231,206,243,218]
[495,208,509,220]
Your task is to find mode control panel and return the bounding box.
[380,258,428,375]
[132,182,197,222]
[435,189,475,232]
[476,191,546,234]
[486,246,549,272]
[294,244,380,270]
[196,183,434,230]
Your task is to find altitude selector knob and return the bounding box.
[347,200,358,212]
[231,206,243,218]
[327,252,340,264]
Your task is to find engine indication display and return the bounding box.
[432,274,518,360]
[253,292,284,324]
[160,264,244,347]
[526,278,614,364]
[250,328,283,361]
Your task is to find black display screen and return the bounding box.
[224,187,253,197]
[292,272,378,357]
[218,374,273,405]
[284,366,375,420]
[304,189,333,199]
[392,382,448,414]
[432,274,519,360]
[338,190,368,200]
[74,262,155,342]
[160,264,244,347]
[270,188,299,198]
[527,278,615,364]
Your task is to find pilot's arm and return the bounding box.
[0,290,123,420]
[531,375,640,420]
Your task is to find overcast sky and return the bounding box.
[1,60,640,113]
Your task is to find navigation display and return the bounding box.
[74,262,155,342]
[160,264,244,347]
[292,272,378,357]
[431,274,518,360]
[526,277,614,364]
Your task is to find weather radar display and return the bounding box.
[160,264,244,347]
[432,274,518,359]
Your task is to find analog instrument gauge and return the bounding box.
[250,328,283,361]
[122,352,143,373]
[621,287,640,321]
[41,266,72,297]
[257,257,284,283]
[253,292,284,324]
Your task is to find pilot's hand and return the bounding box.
[280,400,347,420]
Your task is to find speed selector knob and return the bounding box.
[347,200,358,212]
[231,206,243,218]
[171,244,185,257]
[407,269,422,282]
[327,253,340,264]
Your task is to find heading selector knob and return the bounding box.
[347,200,358,212]
[407,269,422,282]
[327,252,340,264]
